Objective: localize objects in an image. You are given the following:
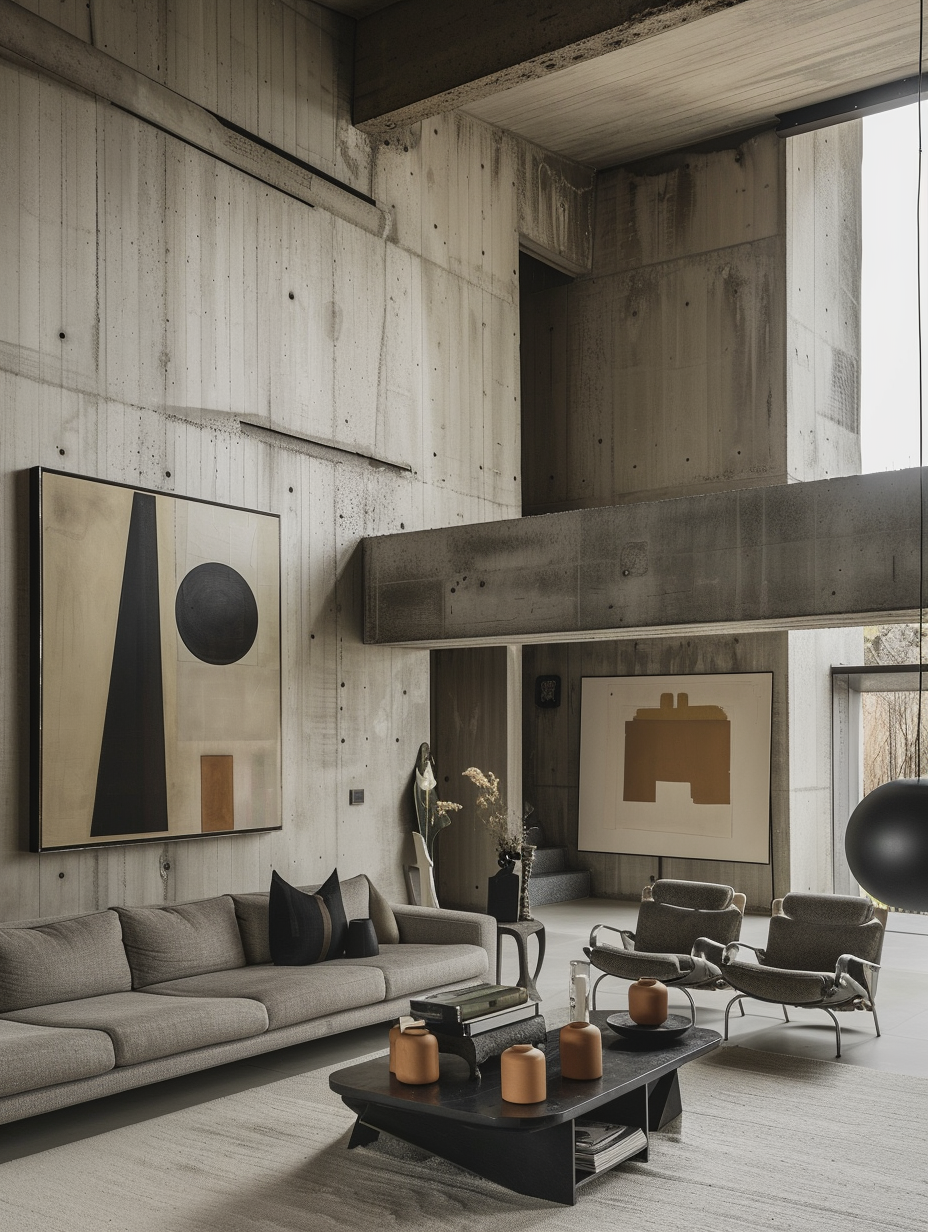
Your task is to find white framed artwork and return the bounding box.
[578,673,772,864]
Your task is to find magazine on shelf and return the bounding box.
[574,1120,648,1173]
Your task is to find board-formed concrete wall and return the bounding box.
[0,0,592,920]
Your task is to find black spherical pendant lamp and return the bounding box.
[845,780,928,912]
[844,4,928,914]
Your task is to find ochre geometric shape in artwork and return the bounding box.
[201,755,234,832]
[623,692,731,805]
[91,492,169,836]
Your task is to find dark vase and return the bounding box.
[487,866,520,922]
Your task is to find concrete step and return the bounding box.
[529,868,591,907]
[531,845,570,875]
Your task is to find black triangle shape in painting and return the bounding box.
[91,492,169,837]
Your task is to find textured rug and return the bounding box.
[1,1046,926,1232]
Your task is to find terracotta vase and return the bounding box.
[394,1027,439,1084]
[501,1043,546,1104]
[388,1018,424,1072]
[559,1020,603,1079]
[628,977,668,1026]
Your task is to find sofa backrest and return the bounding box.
[114,898,246,988]
[0,911,132,1012]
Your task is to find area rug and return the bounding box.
[1,1047,925,1231]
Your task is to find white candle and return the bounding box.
[573,972,589,1020]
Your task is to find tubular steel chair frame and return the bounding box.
[715,894,886,1058]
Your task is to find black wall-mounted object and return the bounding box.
[349,788,365,805]
[535,675,561,709]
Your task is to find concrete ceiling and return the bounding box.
[461,0,920,167]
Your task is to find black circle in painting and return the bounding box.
[175,563,259,665]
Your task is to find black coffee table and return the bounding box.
[329,1010,720,1205]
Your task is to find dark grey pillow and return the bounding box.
[268,869,347,965]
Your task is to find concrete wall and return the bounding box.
[0,0,590,920]
[522,129,788,515]
[521,124,862,515]
[431,645,521,911]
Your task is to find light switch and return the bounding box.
[349,788,365,805]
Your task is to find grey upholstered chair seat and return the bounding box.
[585,946,694,983]
[721,960,836,1005]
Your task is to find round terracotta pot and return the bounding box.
[559,1020,603,1079]
[627,977,668,1026]
[501,1043,546,1104]
[394,1027,439,1084]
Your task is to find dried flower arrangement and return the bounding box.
[462,767,525,866]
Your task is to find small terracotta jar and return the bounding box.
[628,977,668,1026]
[394,1027,439,1084]
[501,1043,546,1104]
[559,1020,603,1079]
[389,1018,424,1072]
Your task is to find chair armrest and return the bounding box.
[733,893,747,914]
[721,941,767,965]
[692,936,726,964]
[771,898,785,916]
[588,923,635,950]
[390,904,496,979]
[835,953,881,1001]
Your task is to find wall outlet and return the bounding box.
[349,788,365,805]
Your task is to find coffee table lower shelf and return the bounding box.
[331,1013,719,1206]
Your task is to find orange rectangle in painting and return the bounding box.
[201,756,234,832]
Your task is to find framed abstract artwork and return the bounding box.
[578,672,772,864]
[31,468,281,851]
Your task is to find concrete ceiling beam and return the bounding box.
[352,0,749,135]
[364,469,924,646]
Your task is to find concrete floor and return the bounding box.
[2,897,926,1166]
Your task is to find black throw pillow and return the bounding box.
[268,869,348,965]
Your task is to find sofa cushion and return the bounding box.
[327,943,488,999]
[0,912,132,1012]
[115,898,246,989]
[231,875,398,965]
[2,991,268,1066]
[0,1019,116,1097]
[366,879,400,946]
[231,893,273,965]
[143,962,386,1030]
[269,869,347,965]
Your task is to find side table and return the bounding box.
[497,919,545,1002]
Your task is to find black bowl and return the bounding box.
[605,1012,692,1048]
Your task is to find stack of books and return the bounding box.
[409,984,539,1036]
[574,1120,648,1173]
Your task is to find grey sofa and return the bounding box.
[0,874,494,1125]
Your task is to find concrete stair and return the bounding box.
[528,845,591,906]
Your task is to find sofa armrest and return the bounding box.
[390,905,497,980]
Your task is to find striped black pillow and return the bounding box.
[268,869,347,965]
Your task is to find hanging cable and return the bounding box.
[917,0,925,778]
